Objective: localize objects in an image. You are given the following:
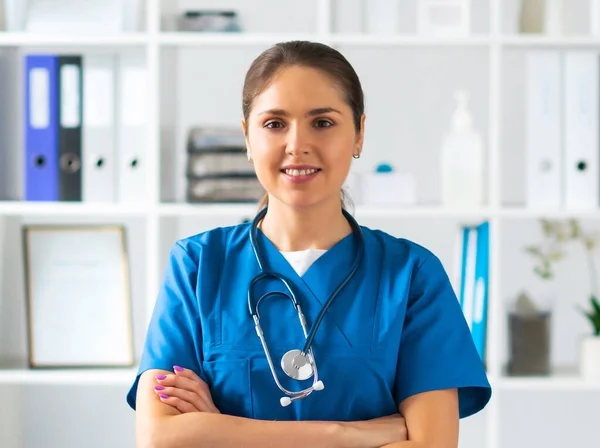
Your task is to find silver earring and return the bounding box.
[247,152,252,162]
[353,152,360,159]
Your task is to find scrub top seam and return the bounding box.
[369,236,385,353]
[174,239,208,372]
[391,248,433,400]
[413,251,432,276]
[216,226,233,348]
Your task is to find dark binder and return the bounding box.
[57,55,83,201]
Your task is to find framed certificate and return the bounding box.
[22,224,134,368]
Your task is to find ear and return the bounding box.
[241,119,251,155]
[355,113,366,152]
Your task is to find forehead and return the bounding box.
[251,65,347,112]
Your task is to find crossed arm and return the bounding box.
[381,388,459,448]
[135,368,459,448]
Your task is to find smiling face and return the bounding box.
[242,65,365,210]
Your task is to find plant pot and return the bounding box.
[507,311,551,376]
[580,336,600,380]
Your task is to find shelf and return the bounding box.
[496,369,600,391]
[158,32,323,46]
[0,32,149,47]
[500,35,600,47]
[0,367,138,385]
[159,32,493,47]
[500,207,600,219]
[331,34,492,46]
[158,203,495,219]
[158,203,258,217]
[3,202,599,220]
[1,31,600,49]
[0,201,151,217]
[353,205,494,218]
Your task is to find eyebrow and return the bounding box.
[258,107,342,117]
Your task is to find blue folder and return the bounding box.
[471,221,489,361]
[24,54,59,201]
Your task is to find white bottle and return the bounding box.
[591,0,600,36]
[440,90,484,207]
[544,0,564,35]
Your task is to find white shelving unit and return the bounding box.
[1,1,599,448]
[0,368,138,385]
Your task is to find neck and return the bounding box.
[259,197,352,252]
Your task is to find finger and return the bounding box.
[173,365,205,384]
[155,376,219,414]
[173,367,214,401]
[154,385,204,412]
[157,374,219,413]
[156,387,219,414]
[157,392,198,414]
[156,374,206,395]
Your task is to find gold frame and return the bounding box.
[22,224,134,369]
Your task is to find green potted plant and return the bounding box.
[534,219,600,380]
[569,220,600,380]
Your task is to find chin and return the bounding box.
[277,193,335,211]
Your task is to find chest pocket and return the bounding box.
[201,357,253,418]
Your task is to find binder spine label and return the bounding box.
[29,68,50,129]
[60,64,81,128]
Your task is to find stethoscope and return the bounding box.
[247,206,365,407]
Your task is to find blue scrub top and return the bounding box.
[126,220,491,421]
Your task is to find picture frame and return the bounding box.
[22,224,134,369]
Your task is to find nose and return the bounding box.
[285,124,311,157]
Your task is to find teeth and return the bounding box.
[284,168,318,176]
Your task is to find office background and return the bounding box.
[1,0,600,447]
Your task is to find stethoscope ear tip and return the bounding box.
[314,380,324,391]
[280,397,292,407]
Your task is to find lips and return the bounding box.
[280,166,321,184]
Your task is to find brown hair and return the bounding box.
[242,41,364,210]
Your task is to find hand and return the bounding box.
[153,365,220,414]
[343,413,408,448]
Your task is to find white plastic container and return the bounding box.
[440,90,484,207]
[362,171,417,206]
[417,0,470,37]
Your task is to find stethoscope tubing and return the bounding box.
[248,206,365,356]
[247,206,364,402]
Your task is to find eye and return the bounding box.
[264,121,284,129]
[314,119,333,128]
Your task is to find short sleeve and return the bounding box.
[126,241,203,410]
[395,253,492,418]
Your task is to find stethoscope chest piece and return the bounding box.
[281,349,313,380]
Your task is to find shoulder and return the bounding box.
[362,226,440,273]
[170,221,252,263]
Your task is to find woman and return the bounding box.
[127,41,491,448]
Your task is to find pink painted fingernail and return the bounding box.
[154,385,165,391]
[174,365,183,372]
[159,393,169,399]
[156,375,166,380]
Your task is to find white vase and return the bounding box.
[580,336,600,380]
